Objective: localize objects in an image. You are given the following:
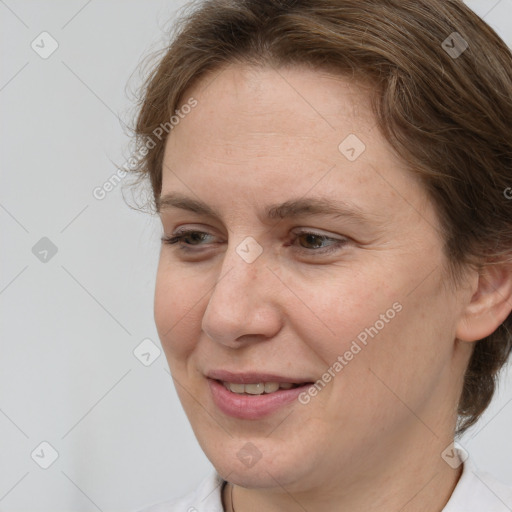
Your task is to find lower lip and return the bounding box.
[208,379,311,420]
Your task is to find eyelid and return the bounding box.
[172,224,220,235]
[291,227,346,240]
[168,226,346,242]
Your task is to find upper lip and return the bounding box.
[207,369,313,384]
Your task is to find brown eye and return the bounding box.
[297,233,329,249]
[291,230,348,255]
[161,230,217,250]
[181,232,210,245]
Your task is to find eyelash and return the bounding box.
[161,229,348,256]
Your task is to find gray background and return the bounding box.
[1,1,511,511]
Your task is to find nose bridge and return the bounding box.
[217,234,269,298]
[219,245,261,297]
[201,236,279,343]
[208,237,265,316]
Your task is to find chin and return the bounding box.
[197,431,318,489]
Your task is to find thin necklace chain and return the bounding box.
[230,482,236,512]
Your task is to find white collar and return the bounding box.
[442,446,512,511]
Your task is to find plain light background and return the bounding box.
[0,1,511,511]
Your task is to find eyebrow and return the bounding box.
[156,192,372,224]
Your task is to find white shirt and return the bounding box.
[139,451,512,512]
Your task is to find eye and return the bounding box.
[161,229,218,252]
[290,229,348,255]
[161,228,349,257]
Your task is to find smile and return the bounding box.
[207,376,314,420]
[221,381,300,395]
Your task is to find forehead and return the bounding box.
[165,63,381,180]
[160,63,433,230]
[178,63,375,139]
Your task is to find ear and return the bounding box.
[456,262,512,342]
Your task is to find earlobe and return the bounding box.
[456,263,512,343]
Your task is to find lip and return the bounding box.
[206,371,314,420]
[207,369,312,385]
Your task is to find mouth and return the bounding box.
[219,381,304,395]
[206,371,315,419]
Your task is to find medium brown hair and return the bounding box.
[130,0,512,434]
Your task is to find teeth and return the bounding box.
[264,382,280,393]
[245,383,265,395]
[222,381,299,395]
[228,383,246,394]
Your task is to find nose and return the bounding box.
[201,239,283,347]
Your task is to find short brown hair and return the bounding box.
[130,0,512,434]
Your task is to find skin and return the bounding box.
[153,63,512,512]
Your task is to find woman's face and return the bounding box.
[154,63,473,491]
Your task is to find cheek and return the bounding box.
[292,269,399,360]
[320,274,458,422]
[300,258,449,367]
[154,263,205,362]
